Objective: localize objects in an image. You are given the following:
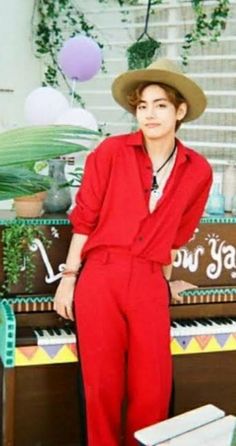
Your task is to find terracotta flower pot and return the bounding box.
[14,191,47,218]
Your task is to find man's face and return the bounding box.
[136,84,186,141]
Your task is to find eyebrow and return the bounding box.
[138,98,169,104]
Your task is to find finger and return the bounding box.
[54,302,69,320]
[65,305,74,321]
[172,294,184,303]
[180,280,198,289]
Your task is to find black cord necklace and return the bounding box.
[151,145,176,193]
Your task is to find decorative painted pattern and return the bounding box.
[171,332,236,355]
[0,301,16,367]
[14,332,236,365]
[2,295,54,313]
[15,343,78,366]
[2,287,236,310]
[0,216,235,227]
[173,287,236,305]
[0,217,70,226]
[202,216,236,224]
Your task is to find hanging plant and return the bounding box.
[33,0,106,105]
[127,37,161,70]
[126,0,162,70]
[181,0,230,66]
[1,222,52,295]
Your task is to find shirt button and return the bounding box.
[144,188,149,193]
[146,166,152,170]
[138,236,143,241]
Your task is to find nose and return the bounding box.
[146,104,159,119]
[145,105,156,118]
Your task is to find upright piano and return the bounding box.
[171,214,236,417]
[0,211,235,445]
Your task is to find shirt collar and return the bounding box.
[125,130,143,147]
[125,130,190,164]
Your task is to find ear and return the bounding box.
[176,102,187,121]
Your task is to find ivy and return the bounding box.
[1,222,52,295]
[33,0,230,106]
[33,0,106,105]
[181,0,230,66]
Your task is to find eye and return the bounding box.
[156,102,167,108]
[137,104,146,110]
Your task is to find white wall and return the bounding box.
[0,0,41,130]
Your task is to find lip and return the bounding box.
[145,123,160,128]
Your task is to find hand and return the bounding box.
[169,280,198,303]
[53,277,76,320]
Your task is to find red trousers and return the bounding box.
[74,248,172,446]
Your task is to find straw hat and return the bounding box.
[111,58,207,122]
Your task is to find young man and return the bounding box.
[54,58,212,446]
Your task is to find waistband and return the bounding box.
[85,246,162,272]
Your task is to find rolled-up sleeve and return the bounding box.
[68,140,112,234]
[172,166,213,249]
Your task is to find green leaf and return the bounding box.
[0,167,52,200]
[0,125,98,199]
[0,125,98,167]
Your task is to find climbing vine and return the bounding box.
[33,0,106,105]
[181,0,230,66]
[33,0,231,104]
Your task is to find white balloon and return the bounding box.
[55,107,98,149]
[24,86,69,125]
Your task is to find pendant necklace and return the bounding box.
[151,144,176,197]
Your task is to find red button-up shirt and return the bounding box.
[69,130,212,265]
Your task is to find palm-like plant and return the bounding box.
[0,125,98,200]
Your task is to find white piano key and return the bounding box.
[59,328,76,344]
[34,327,76,345]
[171,317,236,337]
[34,328,53,346]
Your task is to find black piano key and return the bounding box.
[47,327,56,336]
[35,328,44,336]
[171,321,178,328]
[204,318,213,325]
[64,326,74,335]
[180,319,198,327]
[185,319,196,327]
[176,319,188,327]
[54,327,63,335]
[214,318,226,325]
[196,318,209,326]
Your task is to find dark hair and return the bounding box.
[127,82,187,130]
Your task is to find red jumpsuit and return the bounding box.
[69,131,212,446]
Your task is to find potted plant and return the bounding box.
[0,124,98,216]
[0,124,98,198]
[0,124,98,293]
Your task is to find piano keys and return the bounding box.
[171,316,236,337]
[16,325,76,347]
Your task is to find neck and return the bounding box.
[144,135,176,160]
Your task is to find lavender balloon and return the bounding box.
[58,35,102,81]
